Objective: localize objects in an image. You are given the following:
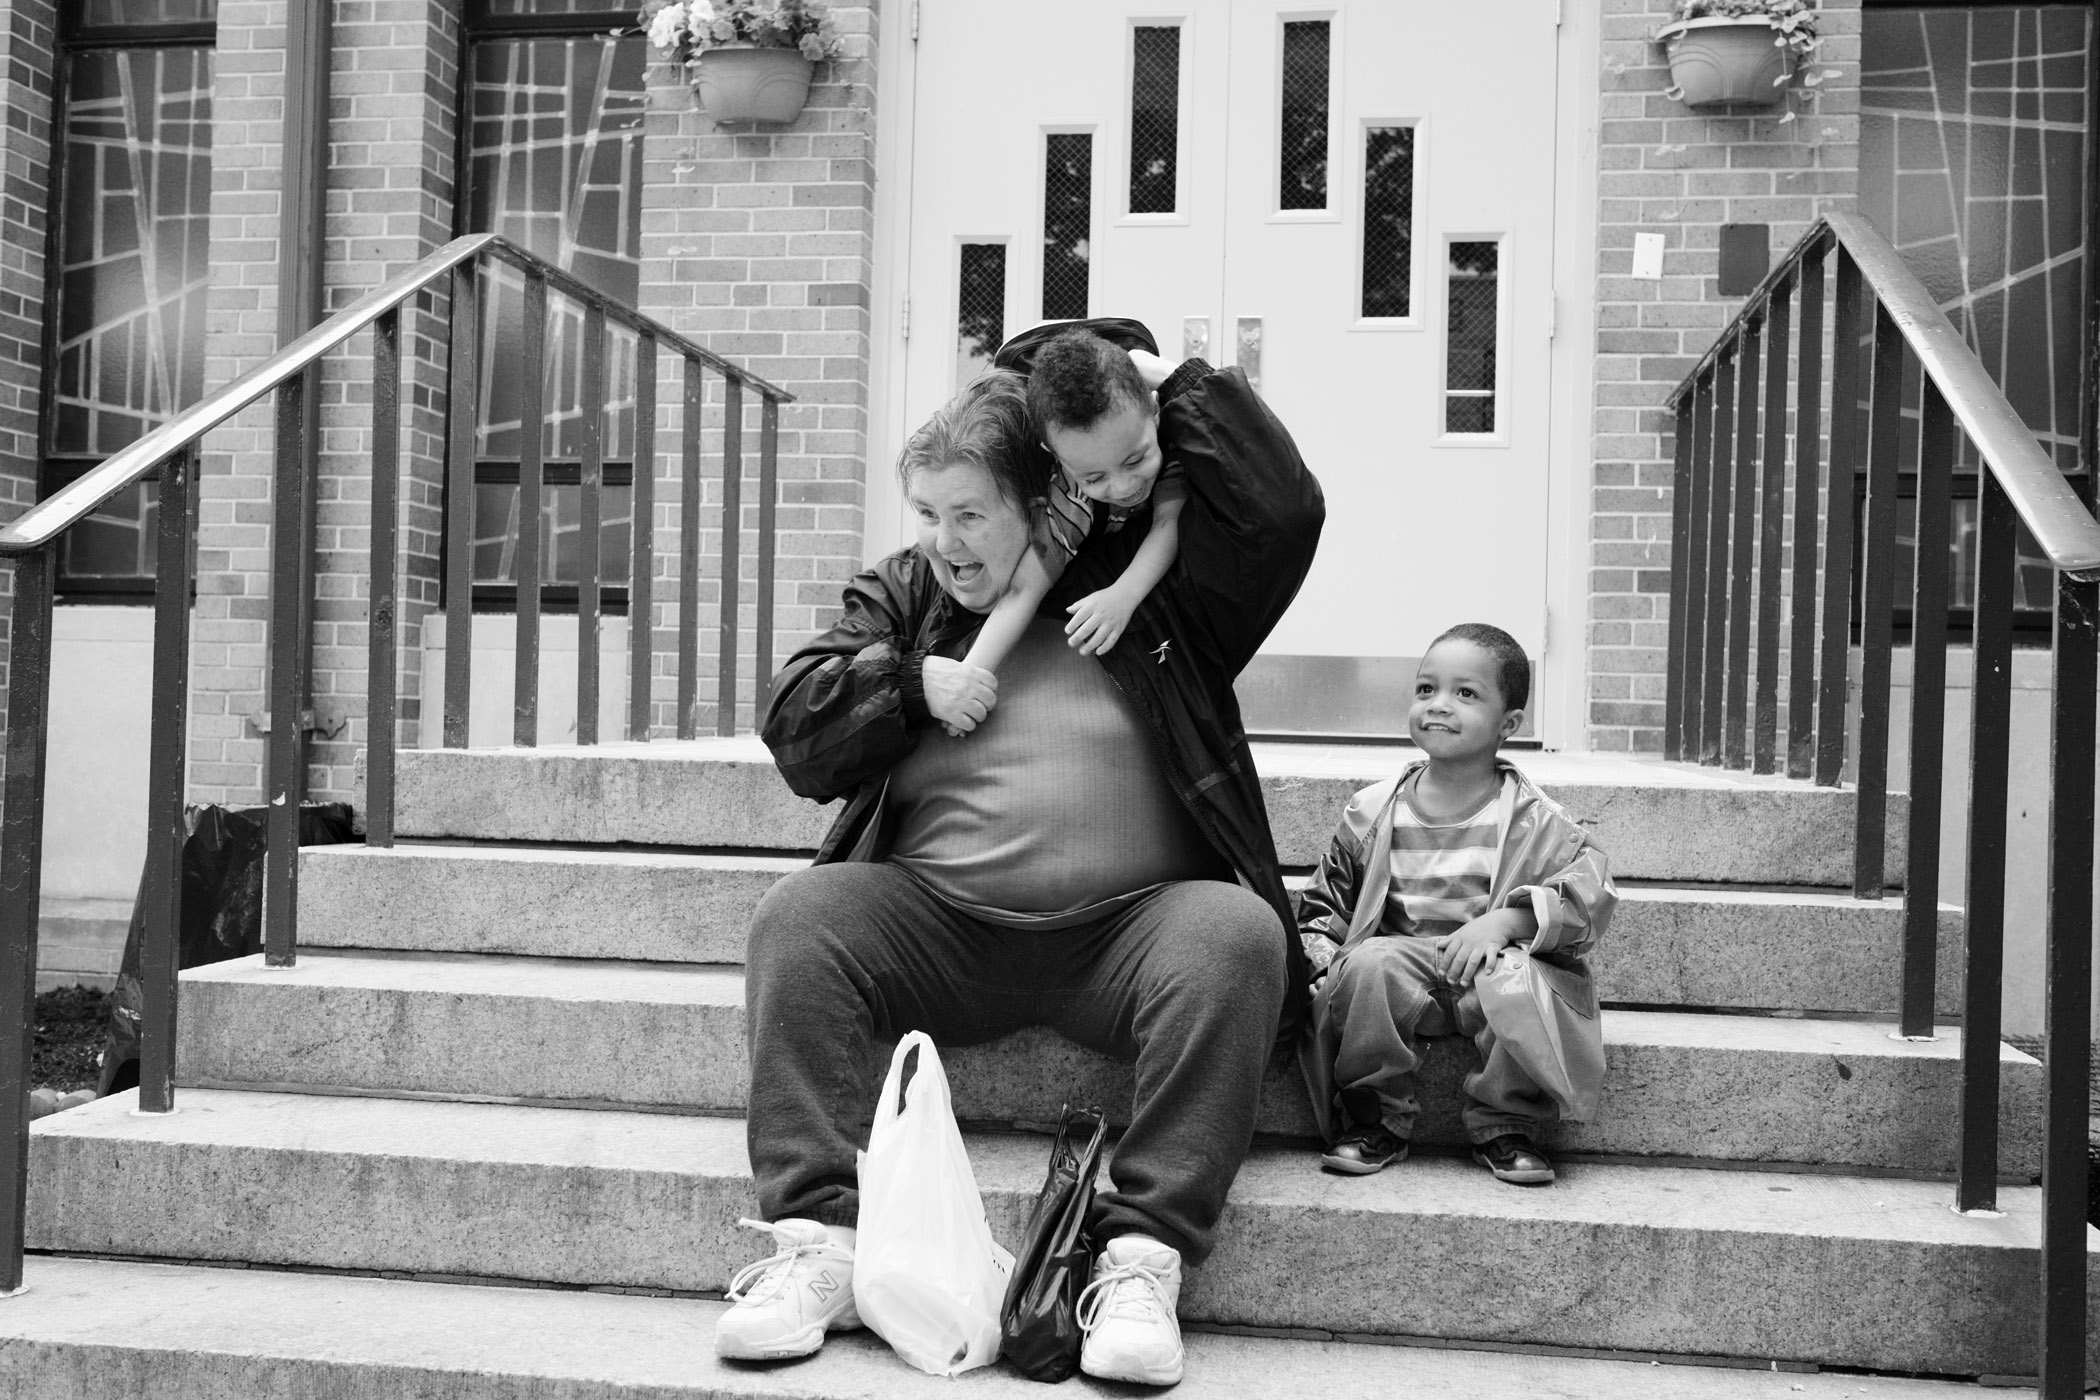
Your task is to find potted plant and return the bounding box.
[641,0,840,125]
[1655,1,1820,110]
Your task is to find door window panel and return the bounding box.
[1042,133,1093,319]
[1278,19,1330,211]
[956,242,1007,388]
[44,30,214,594]
[1129,25,1180,215]
[1444,240,1500,434]
[1360,124,1415,318]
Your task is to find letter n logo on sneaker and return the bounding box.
[808,1270,841,1301]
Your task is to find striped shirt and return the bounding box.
[1382,775,1501,937]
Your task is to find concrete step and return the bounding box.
[173,951,2039,1174]
[34,897,130,993]
[384,739,1909,887]
[300,844,1961,1016]
[0,1256,2016,1399]
[28,1090,2094,1377]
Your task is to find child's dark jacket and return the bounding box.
[1296,760,1617,1133]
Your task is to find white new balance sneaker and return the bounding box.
[1078,1234,1185,1386]
[713,1218,862,1361]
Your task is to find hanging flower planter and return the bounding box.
[694,44,815,124]
[641,0,840,127]
[1655,3,1820,113]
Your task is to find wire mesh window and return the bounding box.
[956,243,1007,389]
[1043,133,1093,320]
[1361,125,1415,318]
[1129,26,1180,215]
[1279,20,1330,211]
[463,23,649,611]
[42,17,216,596]
[1444,241,1500,434]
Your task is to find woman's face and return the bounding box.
[905,461,1032,614]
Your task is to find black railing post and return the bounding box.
[0,547,56,1293]
[629,335,658,743]
[443,262,480,749]
[1680,377,1716,752]
[512,272,548,748]
[1752,279,1792,774]
[677,358,702,740]
[1701,343,1736,764]
[2038,568,2096,1398]
[1815,249,1865,788]
[1786,247,1827,778]
[367,308,401,847]
[576,302,607,747]
[1664,394,1695,761]
[139,449,198,1113]
[264,373,315,968]
[1897,377,1953,1037]
[717,376,745,737]
[1955,466,2015,1212]
[1724,315,1763,770]
[1851,302,1904,898]
[754,394,780,718]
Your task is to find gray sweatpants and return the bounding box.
[1315,934,1555,1145]
[742,861,1287,1264]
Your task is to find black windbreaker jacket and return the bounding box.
[760,319,1326,1041]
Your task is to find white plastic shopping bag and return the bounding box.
[853,1031,1013,1376]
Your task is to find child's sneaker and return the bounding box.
[1078,1234,1184,1385]
[1472,1133,1555,1185]
[713,1218,861,1360]
[1320,1124,1409,1175]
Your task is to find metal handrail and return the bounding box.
[1667,212,2100,579]
[0,233,793,555]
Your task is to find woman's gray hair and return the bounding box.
[896,369,1055,513]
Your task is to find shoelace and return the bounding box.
[1076,1259,1172,1334]
[724,1217,825,1305]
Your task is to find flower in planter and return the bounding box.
[1658,1,1834,120]
[640,0,842,66]
[1664,0,1821,60]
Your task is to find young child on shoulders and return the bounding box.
[962,326,1187,676]
[1297,624,1616,1185]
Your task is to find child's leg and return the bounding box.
[1453,988,1558,1145]
[1319,936,1445,1141]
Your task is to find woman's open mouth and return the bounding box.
[947,559,983,585]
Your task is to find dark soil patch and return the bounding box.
[32,986,107,1093]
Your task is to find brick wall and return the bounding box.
[0,0,56,786]
[1589,0,1862,753]
[635,5,880,736]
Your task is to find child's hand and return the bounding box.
[1437,910,1530,987]
[1065,586,1138,656]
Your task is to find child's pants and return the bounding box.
[1319,934,1557,1144]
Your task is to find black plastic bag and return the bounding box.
[98,801,356,1096]
[999,1104,1108,1382]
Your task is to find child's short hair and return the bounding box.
[1429,622,1531,713]
[1026,328,1152,434]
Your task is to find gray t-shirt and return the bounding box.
[886,616,1222,928]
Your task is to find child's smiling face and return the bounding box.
[1410,638,1523,763]
[1044,394,1163,510]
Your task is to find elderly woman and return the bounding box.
[718,323,1323,1385]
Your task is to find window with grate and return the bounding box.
[1444,241,1500,434]
[39,1,219,599]
[956,243,1007,389]
[1043,133,1093,320]
[460,10,649,613]
[1279,20,1329,212]
[1129,26,1180,215]
[1360,125,1415,318]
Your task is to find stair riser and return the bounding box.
[176,979,2042,1174]
[300,849,1962,1017]
[29,1115,2086,1378]
[390,750,1910,887]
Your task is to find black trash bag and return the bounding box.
[999,1104,1109,1382]
[98,802,356,1097]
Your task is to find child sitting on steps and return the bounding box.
[1297,623,1616,1185]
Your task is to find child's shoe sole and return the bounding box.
[1320,1142,1407,1175]
[1471,1148,1555,1185]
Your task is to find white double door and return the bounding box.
[894,0,1562,735]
